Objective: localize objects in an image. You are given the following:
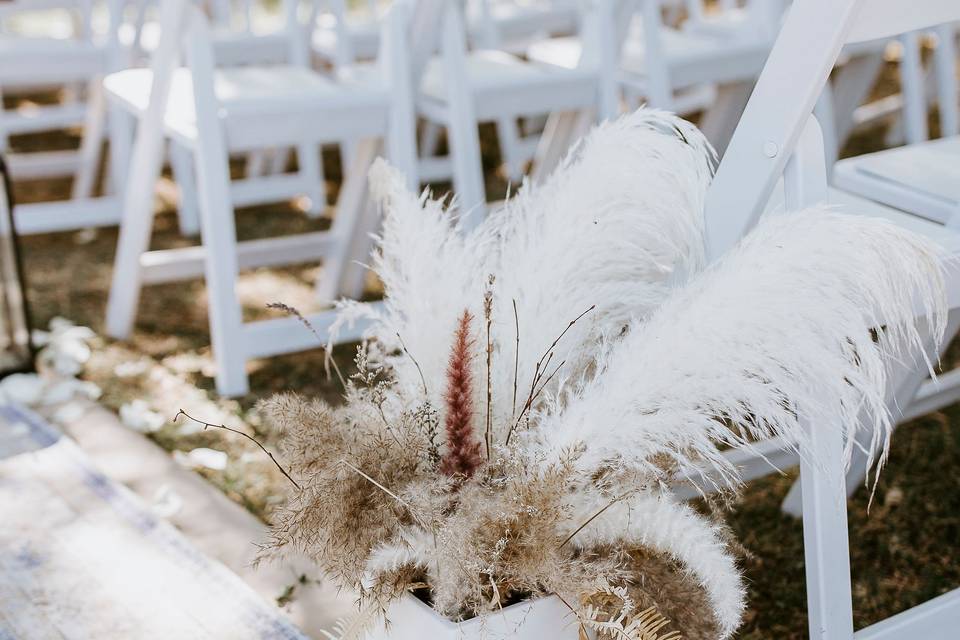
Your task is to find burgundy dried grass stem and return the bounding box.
[440,310,483,478]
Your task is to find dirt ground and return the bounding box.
[6,56,959,638]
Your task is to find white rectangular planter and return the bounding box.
[366,593,586,640]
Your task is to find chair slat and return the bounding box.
[846,0,960,44]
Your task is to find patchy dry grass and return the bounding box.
[8,60,959,637]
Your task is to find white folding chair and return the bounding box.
[103,0,417,396]
[526,0,783,154]
[109,0,335,239]
[704,1,960,636]
[0,0,124,233]
[465,0,582,183]
[413,0,619,225]
[832,22,960,226]
[310,0,384,66]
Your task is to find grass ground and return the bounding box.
[7,59,959,637]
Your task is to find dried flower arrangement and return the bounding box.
[256,110,946,639]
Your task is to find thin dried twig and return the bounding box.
[505,305,596,445]
[396,332,428,396]
[553,591,591,640]
[483,278,494,460]
[559,490,636,549]
[174,409,301,490]
[266,302,347,389]
[339,459,413,511]
[510,299,520,425]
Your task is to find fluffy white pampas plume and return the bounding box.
[474,110,714,434]
[564,488,745,638]
[367,110,714,430]
[538,208,947,490]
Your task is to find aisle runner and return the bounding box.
[0,404,309,640]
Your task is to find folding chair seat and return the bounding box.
[832,24,960,225]
[0,0,123,234]
[104,65,391,139]
[103,0,417,396]
[418,51,600,120]
[835,137,960,224]
[702,1,960,636]
[468,0,580,55]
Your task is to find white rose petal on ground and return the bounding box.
[151,484,184,519]
[119,399,166,434]
[0,373,46,406]
[174,447,228,471]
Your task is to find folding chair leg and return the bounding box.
[106,0,189,339]
[831,51,885,146]
[699,80,754,156]
[496,116,525,183]
[104,129,165,340]
[447,112,486,227]
[184,10,249,397]
[192,142,248,396]
[900,31,929,146]
[799,411,855,640]
[341,140,358,173]
[0,88,8,155]
[530,109,591,184]
[107,104,134,197]
[316,138,381,302]
[268,147,289,174]
[419,121,442,157]
[440,0,486,228]
[246,149,267,177]
[814,84,840,173]
[169,141,201,236]
[296,142,326,217]
[72,78,106,200]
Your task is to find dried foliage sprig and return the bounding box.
[174,409,300,490]
[505,304,596,446]
[266,302,347,390]
[483,276,495,460]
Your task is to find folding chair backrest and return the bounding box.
[933,24,960,139]
[407,0,452,87]
[0,0,96,38]
[847,1,959,43]
[896,23,959,145]
[704,0,960,262]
